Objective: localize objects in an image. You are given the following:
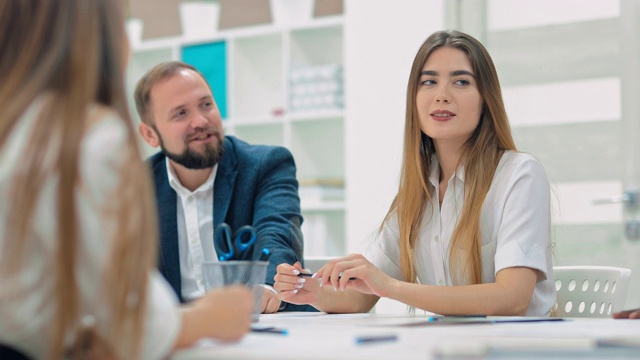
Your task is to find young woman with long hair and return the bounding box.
[0,1,252,359]
[274,30,555,317]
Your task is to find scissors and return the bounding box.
[214,223,257,261]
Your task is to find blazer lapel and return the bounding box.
[214,137,237,229]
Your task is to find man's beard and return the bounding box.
[157,129,225,169]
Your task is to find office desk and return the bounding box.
[172,312,640,359]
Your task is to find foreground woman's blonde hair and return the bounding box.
[0,1,157,358]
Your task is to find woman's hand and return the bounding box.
[175,285,253,348]
[613,308,640,319]
[274,257,383,313]
[314,253,394,298]
[193,286,253,341]
[274,262,320,305]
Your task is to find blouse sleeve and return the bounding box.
[140,272,182,359]
[79,111,181,359]
[362,214,404,281]
[493,155,552,282]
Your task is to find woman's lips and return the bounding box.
[430,110,455,121]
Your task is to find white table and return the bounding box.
[172,312,640,359]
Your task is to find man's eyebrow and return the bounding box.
[420,70,476,78]
[167,96,213,114]
[168,104,185,114]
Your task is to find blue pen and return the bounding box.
[427,315,486,322]
[251,326,288,335]
[355,334,398,345]
[257,248,270,262]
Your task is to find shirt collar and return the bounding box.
[166,157,217,196]
[428,155,466,188]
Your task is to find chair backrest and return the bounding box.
[553,266,631,318]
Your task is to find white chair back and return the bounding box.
[553,266,631,318]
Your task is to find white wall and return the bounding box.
[344,0,640,312]
[344,0,445,255]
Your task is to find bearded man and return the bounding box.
[135,61,313,313]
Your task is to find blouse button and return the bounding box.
[438,279,444,286]
[434,235,439,243]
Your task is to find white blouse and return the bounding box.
[0,99,181,359]
[365,151,556,316]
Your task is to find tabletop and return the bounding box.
[172,312,640,359]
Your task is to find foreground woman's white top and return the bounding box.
[0,99,180,359]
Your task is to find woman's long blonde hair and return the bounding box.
[383,30,517,286]
[0,1,156,358]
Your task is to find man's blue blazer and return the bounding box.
[149,136,311,311]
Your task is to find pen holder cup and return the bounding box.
[202,261,268,321]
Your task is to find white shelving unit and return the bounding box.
[126,14,346,258]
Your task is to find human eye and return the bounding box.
[172,109,187,120]
[201,98,218,111]
[420,79,436,86]
[454,79,471,86]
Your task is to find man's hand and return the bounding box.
[260,285,281,313]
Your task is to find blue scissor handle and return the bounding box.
[233,225,257,254]
[214,223,257,261]
[214,223,234,261]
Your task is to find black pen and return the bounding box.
[355,334,398,345]
[298,273,356,280]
